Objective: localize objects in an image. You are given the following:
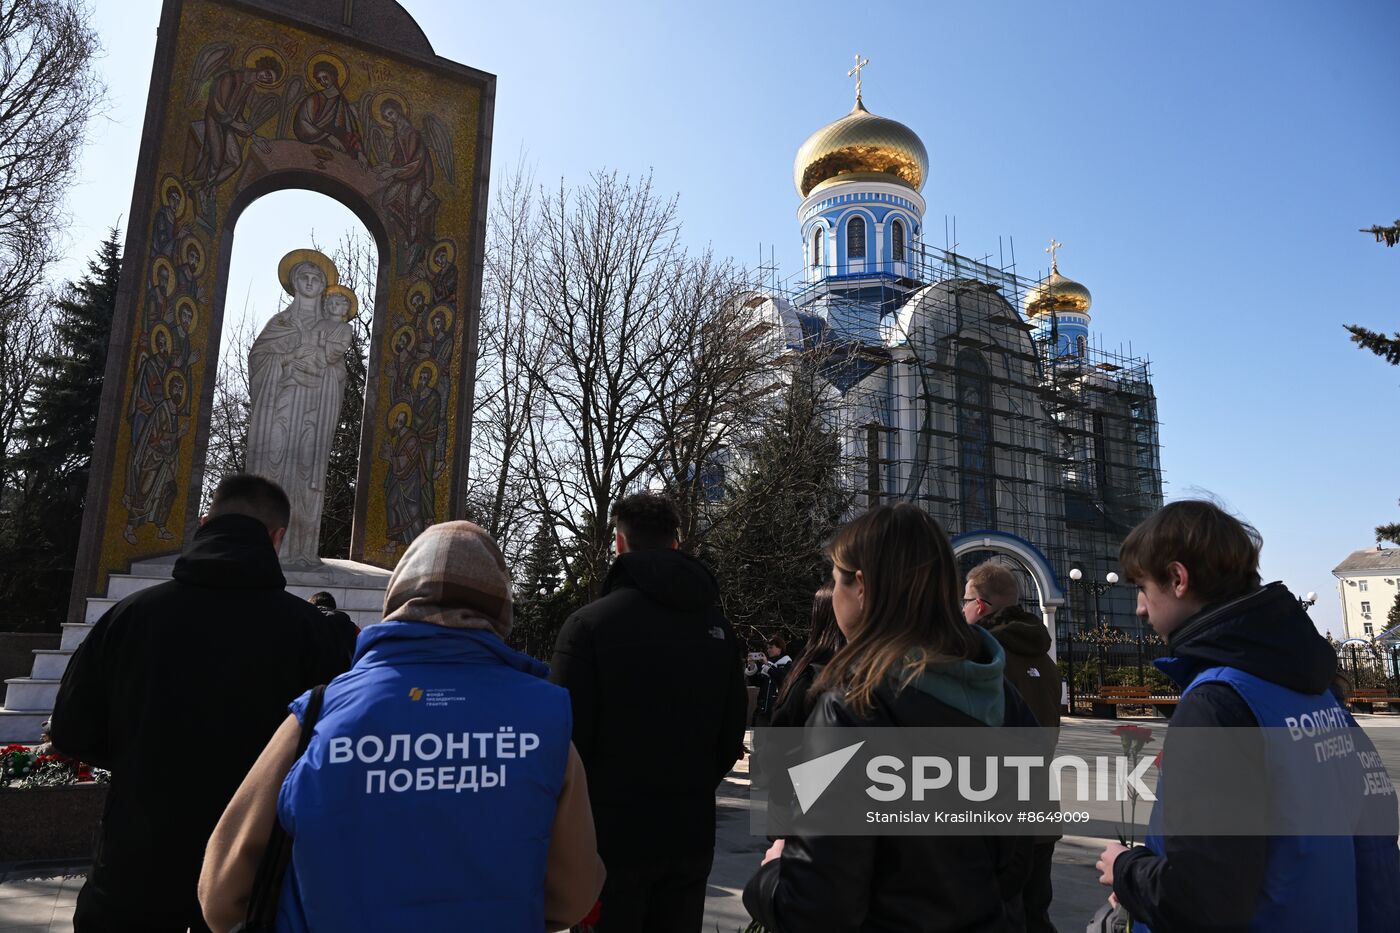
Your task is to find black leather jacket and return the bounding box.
[743,672,1037,932]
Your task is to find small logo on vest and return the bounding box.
[708,626,726,640]
[1027,667,1041,678]
[408,687,424,701]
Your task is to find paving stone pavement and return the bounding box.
[3,715,1393,931]
[0,867,80,933]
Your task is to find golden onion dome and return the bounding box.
[793,99,929,198]
[1023,261,1092,317]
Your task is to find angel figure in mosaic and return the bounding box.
[184,43,286,220]
[364,92,454,266]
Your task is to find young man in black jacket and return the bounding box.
[51,475,352,932]
[550,493,748,933]
[1094,500,1399,931]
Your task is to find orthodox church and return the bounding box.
[742,69,1163,631]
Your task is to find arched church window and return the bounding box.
[812,229,823,268]
[956,348,995,529]
[891,219,905,261]
[848,215,866,258]
[1076,334,1087,357]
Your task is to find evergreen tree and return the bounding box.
[1387,592,1400,636]
[703,359,850,649]
[1,230,120,631]
[1351,221,1400,545]
[508,523,584,660]
[319,315,367,558]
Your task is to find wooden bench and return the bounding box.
[1091,685,1180,720]
[1345,688,1400,713]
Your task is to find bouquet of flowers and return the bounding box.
[1,743,35,785]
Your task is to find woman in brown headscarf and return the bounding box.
[200,521,605,932]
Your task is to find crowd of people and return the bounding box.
[45,477,1398,932]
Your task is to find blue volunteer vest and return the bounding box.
[1139,662,1395,933]
[273,621,573,933]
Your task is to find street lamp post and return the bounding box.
[1069,567,1119,689]
[1069,567,1119,628]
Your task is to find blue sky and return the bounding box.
[62,0,1400,636]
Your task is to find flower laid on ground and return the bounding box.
[0,745,105,788]
[1111,724,1156,848]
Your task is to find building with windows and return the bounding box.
[1331,547,1400,640]
[740,81,1163,638]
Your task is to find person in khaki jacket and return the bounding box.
[199,521,605,932]
[963,560,1062,933]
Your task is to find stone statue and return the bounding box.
[246,249,356,567]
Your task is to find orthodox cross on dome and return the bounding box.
[848,54,870,105]
[1046,238,1063,273]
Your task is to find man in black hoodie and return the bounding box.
[964,560,1061,933]
[551,493,748,933]
[51,475,352,932]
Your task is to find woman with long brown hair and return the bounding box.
[743,503,1035,932]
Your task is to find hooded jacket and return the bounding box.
[743,627,1040,933]
[1113,583,1400,932]
[50,514,352,927]
[199,523,604,933]
[979,605,1061,731]
[550,548,748,858]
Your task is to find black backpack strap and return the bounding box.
[243,685,327,930]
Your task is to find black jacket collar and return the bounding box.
[172,514,286,590]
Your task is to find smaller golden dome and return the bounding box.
[793,99,929,198]
[1024,262,1092,317]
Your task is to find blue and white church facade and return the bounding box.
[742,88,1164,641]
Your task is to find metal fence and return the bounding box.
[1059,631,1400,714]
[1059,628,1175,715]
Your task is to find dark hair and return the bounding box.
[309,591,336,609]
[208,474,291,533]
[254,56,282,79]
[611,493,680,551]
[767,634,786,651]
[1119,499,1262,605]
[812,504,979,716]
[777,582,846,709]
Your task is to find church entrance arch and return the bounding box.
[952,530,1066,660]
[69,0,494,622]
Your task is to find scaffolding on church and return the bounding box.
[747,236,1164,632]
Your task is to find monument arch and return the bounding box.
[952,530,1067,659]
[69,0,495,622]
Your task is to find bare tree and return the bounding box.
[0,288,51,491]
[200,313,257,513]
[644,260,769,549]
[520,172,692,596]
[0,0,104,336]
[467,156,544,565]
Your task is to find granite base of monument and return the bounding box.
[0,783,108,863]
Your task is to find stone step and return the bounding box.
[62,623,95,651]
[31,650,74,681]
[104,574,171,600]
[84,598,117,623]
[0,710,49,745]
[3,678,61,712]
